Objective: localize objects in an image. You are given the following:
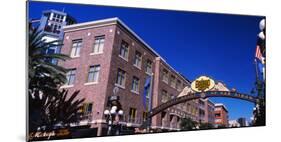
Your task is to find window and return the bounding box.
[82,103,93,113]
[199,99,205,105]
[131,76,140,93]
[79,102,93,120]
[170,75,176,88]
[66,69,76,85]
[176,80,182,91]
[162,69,169,83]
[92,36,105,54]
[53,25,58,33]
[129,107,137,122]
[52,13,63,23]
[45,47,57,64]
[87,65,100,83]
[215,113,221,117]
[143,111,148,121]
[145,59,152,74]
[116,69,126,87]
[70,40,82,57]
[161,90,168,103]
[119,40,129,60]
[215,119,221,123]
[199,109,205,117]
[133,51,142,69]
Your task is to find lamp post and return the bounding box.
[104,106,123,136]
[104,86,124,135]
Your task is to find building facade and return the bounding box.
[214,103,229,127]
[59,17,211,136]
[151,57,199,130]
[228,120,240,127]
[34,9,77,64]
[237,117,248,127]
[198,98,215,125]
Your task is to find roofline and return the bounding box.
[63,17,191,84]
[156,57,191,84]
[42,9,67,15]
[215,103,228,112]
[207,99,215,106]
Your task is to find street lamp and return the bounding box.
[104,106,123,136]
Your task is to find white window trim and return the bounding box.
[115,83,125,89]
[71,55,80,58]
[133,64,142,70]
[90,52,103,55]
[170,77,176,89]
[130,90,140,95]
[162,79,169,84]
[118,54,129,62]
[119,41,129,62]
[145,71,152,76]
[133,54,142,70]
[60,84,74,88]
[84,82,98,86]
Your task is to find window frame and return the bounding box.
[133,51,142,69]
[131,76,140,94]
[129,107,137,122]
[70,39,82,58]
[115,68,126,88]
[161,90,168,103]
[145,59,153,75]
[66,69,76,85]
[86,65,101,83]
[91,35,105,55]
[170,75,176,88]
[162,69,169,84]
[118,40,129,61]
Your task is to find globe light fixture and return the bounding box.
[258,31,265,40]
[118,110,124,115]
[259,19,265,31]
[111,106,117,111]
[104,110,110,115]
[110,108,116,115]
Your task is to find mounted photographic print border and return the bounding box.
[27,1,266,141]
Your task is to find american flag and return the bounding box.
[255,45,264,63]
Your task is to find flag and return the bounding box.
[255,44,265,82]
[256,59,265,82]
[255,45,264,63]
[255,31,265,81]
[143,76,151,110]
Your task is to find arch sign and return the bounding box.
[140,76,258,128]
[191,76,215,92]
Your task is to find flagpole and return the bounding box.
[148,73,153,112]
[147,73,153,131]
[254,59,259,82]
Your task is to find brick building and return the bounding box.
[198,99,215,124]
[214,103,229,127]
[151,57,199,130]
[59,17,205,136]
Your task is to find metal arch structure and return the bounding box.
[140,90,258,128]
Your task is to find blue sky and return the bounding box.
[29,1,264,122]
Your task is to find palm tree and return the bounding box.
[180,117,197,130]
[28,23,85,132]
[28,23,70,93]
[29,89,85,131]
[199,122,214,129]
